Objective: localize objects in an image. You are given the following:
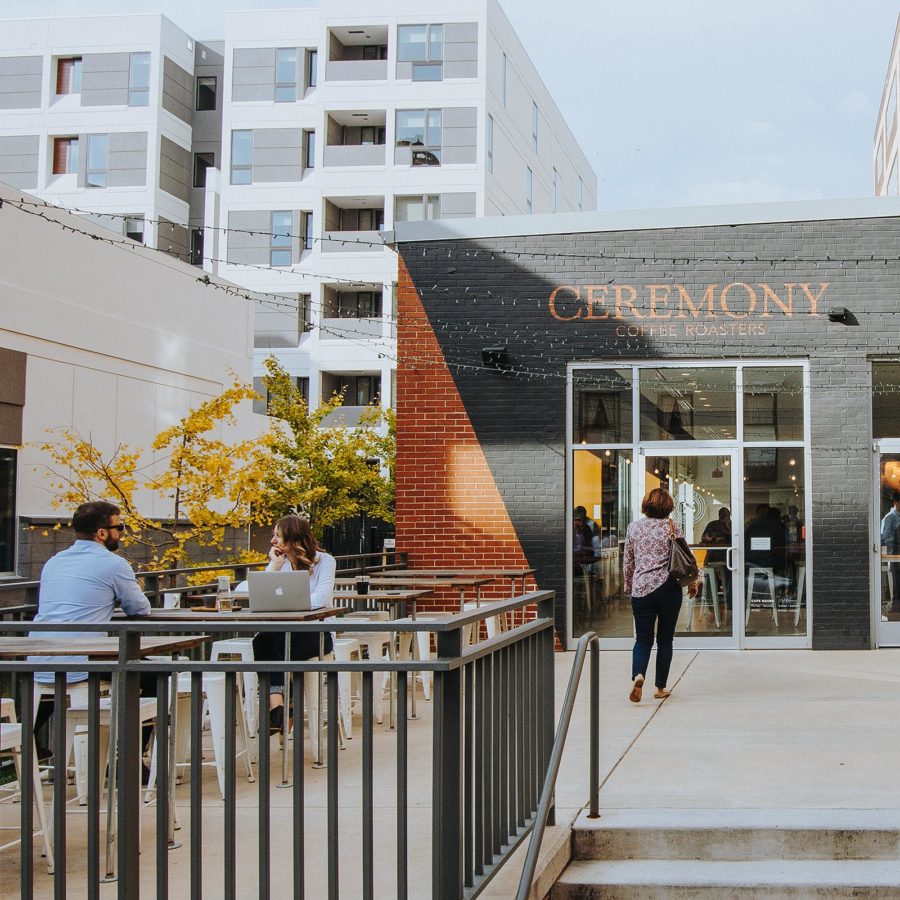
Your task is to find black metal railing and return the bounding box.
[515,632,600,900]
[0,590,553,899]
[0,550,409,610]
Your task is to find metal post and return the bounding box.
[190,672,203,900]
[53,674,67,899]
[117,630,141,898]
[589,639,600,819]
[20,673,34,900]
[432,626,464,899]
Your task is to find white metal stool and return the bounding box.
[210,638,258,735]
[0,700,54,873]
[746,566,778,627]
[699,567,720,627]
[331,637,362,739]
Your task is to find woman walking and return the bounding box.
[622,488,698,703]
[252,514,336,730]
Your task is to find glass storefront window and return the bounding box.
[743,367,803,441]
[639,367,736,441]
[0,449,15,573]
[572,448,631,637]
[573,368,632,444]
[873,362,900,439]
[743,448,805,636]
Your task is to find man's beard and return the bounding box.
[103,535,120,552]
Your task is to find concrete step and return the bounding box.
[552,859,900,898]
[572,809,900,861]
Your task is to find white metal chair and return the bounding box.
[210,638,258,735]
[462,601,508,644]
[0,699,54,873]
[746,566,778,627]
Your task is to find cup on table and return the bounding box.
[216,575,231,594]
[356,575,370,596]
[163,592,181,609]
[216,594,235,613]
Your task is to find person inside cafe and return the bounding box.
[252,514,336,732]
[30,500,151,756]
[881,493,900,612]
[700,507,732,611]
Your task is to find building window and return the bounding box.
[501,52,507,106]
[398,24,443,81]
[304,129,316,169]
[339,207,384,231]
[396,109,442,165]
[193,151,214,188]
[86,134,108,187]
[578,175,583,211]
[190,227,203,266]
[271,210,293,267]
[0,448,15,574]
[487,114,494,174]
[338,291,381,318]
[306,49,318,90]
[254,376,309,414]
[196,75,217,111]
[231,130,252,184]
[275,48,298,102]
[395,194,440,222]
[525,166,533,214]
[360,126,385,145]
[128,52,151,106]
[56,57,82,95]
[125,216,144,243]
[552,168,558,212]
[303,211,314,250]
[532,101,538,152]
[52,137,79,175]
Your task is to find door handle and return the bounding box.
[726,547,736,571]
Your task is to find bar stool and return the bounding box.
[0,700,54,873]
[699,567,720,627]
[210,638,258,735]
[463,601,507,644]
[331,637,362,739]
[746,567,778,627]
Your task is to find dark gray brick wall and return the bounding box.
[399,216,900,649]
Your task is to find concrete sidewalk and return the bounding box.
[487,647,900,896]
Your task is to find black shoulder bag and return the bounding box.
[667,519,699,587]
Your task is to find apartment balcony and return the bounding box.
[326,26,388,82]
[321,196,384,253]
[324,110,386,167]
[319,405,374,427]
[323,144,385,167]
[320,317,383,339]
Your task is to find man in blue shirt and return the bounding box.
[882,493,900,611]
[31,501,151,754]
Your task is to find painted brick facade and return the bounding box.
[396,214,900,649]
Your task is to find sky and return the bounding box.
[2,0,898,210]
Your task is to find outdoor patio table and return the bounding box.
[334,575,492,612]
[144,606,339,776]
[371,567,536,598]
[0,634,208,882]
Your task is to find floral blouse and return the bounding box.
[623,517,682,598]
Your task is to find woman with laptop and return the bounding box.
[252,514,336,732]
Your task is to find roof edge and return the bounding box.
[385,196,900,245]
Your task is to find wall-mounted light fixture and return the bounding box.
[827,307,851,323]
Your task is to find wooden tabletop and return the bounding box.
[331,588,432,602]
[140,606,339,622]
[371,568,535,578]
[0,636,210,658]
[334,576,492,588]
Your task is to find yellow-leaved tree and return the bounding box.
[262,356,395,537]
[37,381,273,570]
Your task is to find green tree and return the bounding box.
[261,356,395,536]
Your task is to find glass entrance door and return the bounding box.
[875,445,900,645]
[638,449,740,645]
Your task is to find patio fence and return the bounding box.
[1,590,555,899]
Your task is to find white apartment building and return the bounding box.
[0,1,597,423]
[875,14,900,195]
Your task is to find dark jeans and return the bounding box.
[631,577,683,689]
[252,630,333,691]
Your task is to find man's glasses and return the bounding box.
[103,523,126,533]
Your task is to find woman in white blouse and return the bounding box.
[252,514,336,731]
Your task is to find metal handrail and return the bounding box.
[515,632,600,900]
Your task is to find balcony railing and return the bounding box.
[322,144,386,167]
[1,591,555,898]
[324,60,387,82]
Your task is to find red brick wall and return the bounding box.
[395,258,535,615]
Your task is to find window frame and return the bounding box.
[52,136,79,175]
[196,75,217,111]
[306,48,318,91]
[230,130,253,184]
[396,108,442,166]
[270,210,293,267]
[394,193,440,223]
[275,47,298,103]
[193,151,214,188]
[525,166,533,214]
[304,129,316,169]
[128,51,151,106]
[56,57,83,95]
[124,215,144,244]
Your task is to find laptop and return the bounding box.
[247,570,312,613]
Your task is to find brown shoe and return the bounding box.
[654,688,671,699]
[629,674,644,703]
